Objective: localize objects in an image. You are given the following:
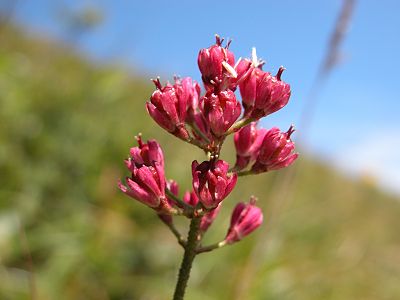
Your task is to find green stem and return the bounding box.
[173,217,201,300]
[196,240,227,254]
[165,222,186,248]
[225,117,255,135]
[190,122,210,144]
[187,138,206,150]
[237,170,254,177]
[166,189,193,213]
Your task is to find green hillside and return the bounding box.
[1,26,399,300]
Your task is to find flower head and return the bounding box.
[239,51,291,119]
[147,77,200,141]
[225,197,263,244]
[198,35,237,92]
[118,136,173,213]
[251,126,298,173]
[192,160,237,209]
[200,90,241,138]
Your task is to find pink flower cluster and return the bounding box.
[119,35,298,246]
[234,123,298,172]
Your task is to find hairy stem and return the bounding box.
[173,217,201,300]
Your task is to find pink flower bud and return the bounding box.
[234,122,267,170]
[225,197,263,244]
[198,35,237,92]
[235,58,253,81]
[201,90,241,137]
[165,179,179,208]
[185,90,213,145]
[251,126,298,173]
[146,77,200,141]
[118,136,173,214]
[180,77,201,121]
[183,190,199,207]
[239,66,291,119]
[166,179,179,200]
[192,160,237,209]
[128,135,164,169]
[183,191,221,232]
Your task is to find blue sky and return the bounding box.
[5,0,400,194]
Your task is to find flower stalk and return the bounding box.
[173,217,202,300]
[237,170,254,177]
[164,221,187,248]
[196,240,227,254]
[225,117,255,136]
[166,188,193,213]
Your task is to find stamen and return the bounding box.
[222,61,238,78]
[251,47,258,66]
[234,57,242,69]
[251,47,266,68]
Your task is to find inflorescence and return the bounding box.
[118,35,298,297]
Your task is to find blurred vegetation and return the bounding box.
[1,26,400,300]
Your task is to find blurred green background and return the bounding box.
[1,4,400,300]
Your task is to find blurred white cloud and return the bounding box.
[334,128,400,195]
